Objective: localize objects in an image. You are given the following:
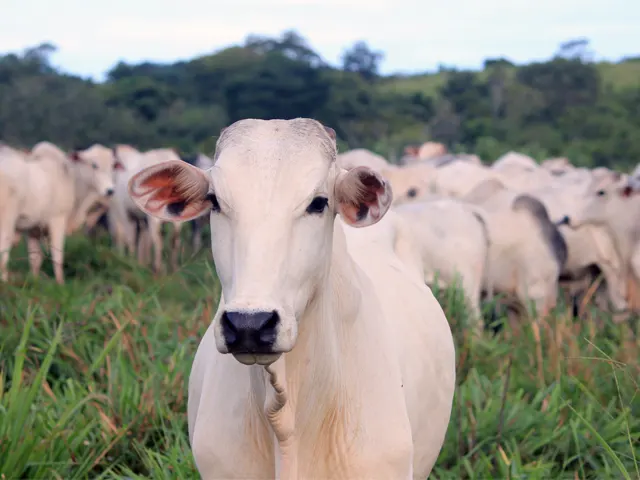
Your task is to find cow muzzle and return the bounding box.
[221,310,282,365]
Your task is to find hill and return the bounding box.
[1,33,639,169]
[377,59,640,98]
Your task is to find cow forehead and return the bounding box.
[82,146,116,168]
[212,147,333,208]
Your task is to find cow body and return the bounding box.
[0,142,115,283]
[128,118,456,479]
[393,198,490,325]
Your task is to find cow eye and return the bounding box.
[207,193,221,212]
[92,163,98,170]
[306,196,328,214]
[407,187,418,198]
[596,190,606,196]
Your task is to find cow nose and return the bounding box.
[105,188,114,197]
[221,310,279,353]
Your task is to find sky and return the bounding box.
[1,0,638,82]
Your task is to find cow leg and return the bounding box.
[48,216,67,284]
[0,202,19,282]
[191,218,203,252]
[462,275,483,334]
[170,223,181,271]
[148,218,164,274]
[26,234,44,278]
[596,264,628,313]
[136,224,152,266]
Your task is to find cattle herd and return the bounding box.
[2,129,638,327]
[0,118,637,477]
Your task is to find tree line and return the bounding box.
[1,32,639,169]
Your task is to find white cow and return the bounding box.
[109,145,184,272]
[463,178,568,318]
[491,151,539,173]
[0,142,115,283]
[128,118,456,479]
[564,174,640,312]
[524,181,628,314]
[393,198,490,326]
[66,144,123,234]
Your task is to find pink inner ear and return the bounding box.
[621,185,633,197]
[114,161,125,171]
[135,166,189,211]
[358,171,385,205]
[70,152,81,162]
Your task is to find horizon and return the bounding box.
[1,0,638,82]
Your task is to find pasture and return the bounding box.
[0,230,638,479]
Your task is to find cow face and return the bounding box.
[128,119,392,366]
[70,145,122,197]
[566,174,631,229]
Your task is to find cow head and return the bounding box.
[564,173,634,229]
[70,144,122,197]
[128,118,392,366]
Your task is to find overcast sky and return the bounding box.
[1,0,637,81]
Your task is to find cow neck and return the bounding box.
[261,221,363,480]
[65,163,91,225]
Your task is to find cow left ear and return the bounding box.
[335,166,392,228]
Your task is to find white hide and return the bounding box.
[462,179,563,316]
[336,148,394,174]
[491,151,539,172]
[127,118,456,479]
[0,142,114,283]
[524,181,628,313]
[566,175,640,306]
[66,144,121,234]
[109,146,183,271]
[393,197,490,325]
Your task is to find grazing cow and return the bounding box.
[66,144,124,234]
[563,175,640,312]
[109,146,184,272]
[491,151,539,173]
[524,182,628,315]
[540,157,574,176]
[0,142,115,283]
[382,163,437,204]
[463,178,568,318]
[128,118,456,479]
[393,197,491,327]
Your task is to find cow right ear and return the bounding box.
[128,160,213,222]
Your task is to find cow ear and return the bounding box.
[324,126,336,141]
[620,185,634,197]
[128,160,212,222]
[335,166,392,228]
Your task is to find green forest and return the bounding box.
[1,31,639,169]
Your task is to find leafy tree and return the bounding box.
[0,33,639,169]
[341,41,384,81]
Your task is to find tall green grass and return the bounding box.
[1,233,638,479]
